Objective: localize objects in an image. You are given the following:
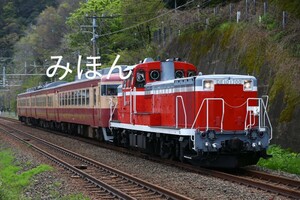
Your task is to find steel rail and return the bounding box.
[0,125,133,200]
[0,120,191,200]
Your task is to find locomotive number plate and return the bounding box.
[215,79,242,84]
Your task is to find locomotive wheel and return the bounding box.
[160,141,173,159]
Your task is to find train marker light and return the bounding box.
[203,80,214,91]
[243,80,252,90]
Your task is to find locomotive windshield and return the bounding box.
[101,84,119,96]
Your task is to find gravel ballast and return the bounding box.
[0,120,297,199]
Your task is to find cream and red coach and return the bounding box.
[18,74,122,140]
[110,59,272,168]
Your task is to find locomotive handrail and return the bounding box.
[130,89,133,124]
[245,98,272,142]
[262,95,270,132]
[175,96,187,128]
[191,98,225,132]
[133,87,137,113]
[245,98,262,130]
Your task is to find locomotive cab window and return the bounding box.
[101,84,119,96]
[187,70,196,77]
[135,70,145,88]
[149,70,160,81]
[175,70,184,79]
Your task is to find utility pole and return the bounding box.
[82,15,119,57]
[92,16,97,57]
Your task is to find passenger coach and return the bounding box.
[18,73,122,141]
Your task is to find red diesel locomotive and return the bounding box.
[17,59,272,168]
[110,59,272,168]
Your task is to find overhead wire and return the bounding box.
[98,0,196,38]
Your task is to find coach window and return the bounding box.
[61,93,64,106]
[86,89,90,105]
[66,93,68,106]
[101,85,106,95]
[82,90,86,105]
[93,88,96,105]
[101,85,118,96]
[65,93,68,106]
[60,94,62,106]
[70,92,73,105]
[44,96,46,107]
[64,93,67,106]
[66,92,69,106]
[58,94,60,106]
[61,94,64,106]
[74,91,77,105]
[78,91,81,105]
[74,91,77,106]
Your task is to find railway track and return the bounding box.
[1,117,300,199]
[0,119,191,200]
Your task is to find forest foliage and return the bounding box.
[0,0,299,109]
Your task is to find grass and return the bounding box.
[0,149,90,200]
[0,150,52,199]
[257,145,300,175]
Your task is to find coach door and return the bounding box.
[92,87,99,127]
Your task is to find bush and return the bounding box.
[257,145,300,175]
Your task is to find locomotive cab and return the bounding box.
[116,59,197,125]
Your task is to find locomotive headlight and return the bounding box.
[203,80,214,91]
[244,80,252,91]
